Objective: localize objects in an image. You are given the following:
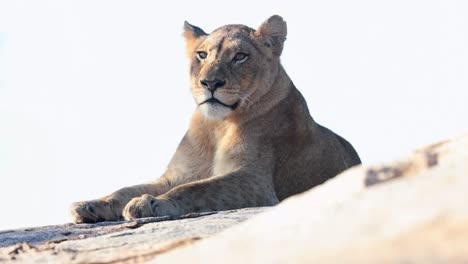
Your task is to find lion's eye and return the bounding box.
[196,51,207,61]
[233,52,248,63]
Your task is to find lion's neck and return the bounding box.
[232,64,293,123]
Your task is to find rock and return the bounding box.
[0,208,266,263]
[153,132,468,264]
[1,132,467,263]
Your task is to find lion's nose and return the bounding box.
[200,79,226,92]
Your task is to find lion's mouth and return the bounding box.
[199,97,240,110]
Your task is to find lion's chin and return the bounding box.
[199,103,233,120]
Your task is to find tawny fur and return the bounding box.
[70,15,361,224]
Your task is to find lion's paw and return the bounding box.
[70,199,119,224]
[122,194,178,220]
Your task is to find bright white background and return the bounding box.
[0,0,467,230]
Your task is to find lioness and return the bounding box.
[70,15,361,223]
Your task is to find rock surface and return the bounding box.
[1,132,467,263]
[154,132,468,264]
[0,208,266,263]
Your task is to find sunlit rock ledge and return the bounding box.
[1,132,467,264]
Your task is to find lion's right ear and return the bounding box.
[255,15,287,57]
[183,21,207,57]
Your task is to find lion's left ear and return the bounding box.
[184,21,207,41]
[183,21,207,57]
[255,15,287,57]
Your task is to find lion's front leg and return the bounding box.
[122,172,278,220]
[70,179,170,223]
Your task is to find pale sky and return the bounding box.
[0,0,467,230]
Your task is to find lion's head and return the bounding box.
[183,15,287,120]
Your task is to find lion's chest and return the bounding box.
[211,124,245,176]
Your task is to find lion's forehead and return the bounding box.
[202,25,255,52]
[202,37,256,56]
[211,24,253,37]
[204,38,241,51]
